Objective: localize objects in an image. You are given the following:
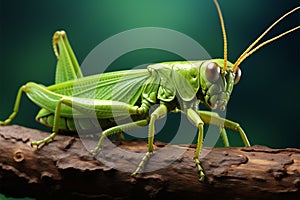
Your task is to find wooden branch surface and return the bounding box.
[0,125,299,200]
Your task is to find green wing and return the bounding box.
[48,69,150,105]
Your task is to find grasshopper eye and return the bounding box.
[205,62,220,83]
[234,67,242,85]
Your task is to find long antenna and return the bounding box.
[214,0,228,71]
[233,6,300,71]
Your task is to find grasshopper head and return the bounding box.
[208,0,299,110]
[198,59,241,111]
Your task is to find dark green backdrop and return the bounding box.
[1,0,299,150]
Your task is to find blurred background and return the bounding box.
[0,0,299,155]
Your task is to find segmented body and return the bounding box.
[34,59,236,133]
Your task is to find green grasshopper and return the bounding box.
[1,0,299,181]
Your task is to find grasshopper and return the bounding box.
[1,0,299,181]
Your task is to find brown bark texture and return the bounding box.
[0,125,299,200]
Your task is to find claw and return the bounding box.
[194,158,205,182]
[90,141,103,155]
[30,132,56,148]
[30,140,43,149]
[91,147,101,155]
[0,118,11,125]
[131,172,137,177]
[31,141,43,148]
[199,171,205,182]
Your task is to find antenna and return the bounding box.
[214,0,228,71]
[232,6,300,71]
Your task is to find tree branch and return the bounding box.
[0,125,299,199]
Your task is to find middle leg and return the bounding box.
[187,108,205,182]
[131,104,168,176]
[91,119,150,153]
[199,110,250,147]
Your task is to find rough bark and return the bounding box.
[0,125,299,200]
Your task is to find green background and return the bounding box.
[1,0,299,152]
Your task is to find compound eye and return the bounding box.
[205,62,220,83]
[234,67,242,85]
